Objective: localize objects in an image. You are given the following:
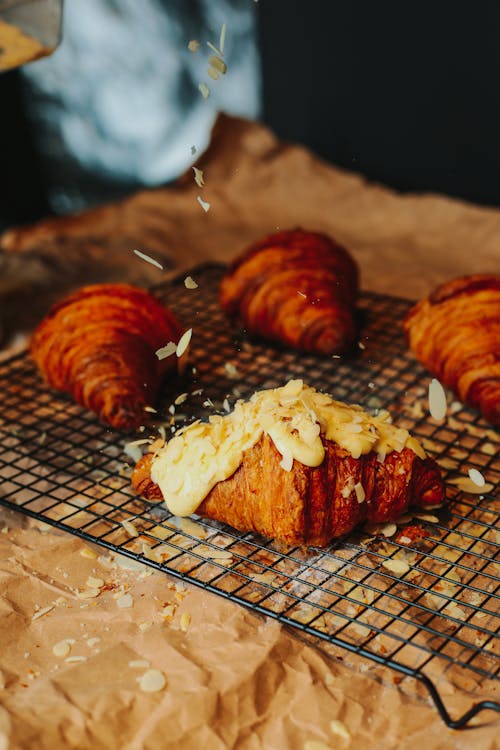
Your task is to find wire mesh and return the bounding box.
[0,263,498,727]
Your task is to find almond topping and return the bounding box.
[139,669,166,692]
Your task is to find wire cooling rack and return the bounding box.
[0,263,498,729]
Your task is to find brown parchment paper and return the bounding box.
[0,115,499,749]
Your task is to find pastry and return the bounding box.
[404,275,500,425]
[132,380,445,546]
[219,229,359,354]
[30,283,185,430]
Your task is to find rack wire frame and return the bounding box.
[0,263,498,729]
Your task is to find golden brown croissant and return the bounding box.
[30,283,184,430]
[404,275,500,425]
[132,381,445,546]
[219,229,359,354]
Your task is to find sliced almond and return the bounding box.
[139,669,166,692]
[121,519,139,538]
[80,547,98,559]
[129,659,151,669]
[116,594,133,609]
[381,523,397,538]
[448,477,493,494]
[382,559,410,576]
[86,576,104,589]
[52,640,71,658]
[180,612,191,631]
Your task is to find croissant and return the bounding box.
[404,275,500,425]
[219,229,359,354]
[30,283,184,430]
[132,381,445,546]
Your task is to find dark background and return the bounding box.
[3,1,500,227]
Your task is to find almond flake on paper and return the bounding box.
[31,605,54,621]
[52,640,72,658]
[180,612,192,631]
[330,719,351,741]
[139,669,166,692]
[197,195,211,212]
[129,659,151,669]
[116,594,134,609]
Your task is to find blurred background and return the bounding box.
[2,0,500,229]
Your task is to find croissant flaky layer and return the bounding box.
[404,275,500,425]
[132,436,445,547]
[30,283,184,430]
[220,229,359,354]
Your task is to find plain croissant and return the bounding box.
[404,274,500,425]
[220,228,359,354]
[30,283,184,430]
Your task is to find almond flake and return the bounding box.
[414,514,439,523]
[184,275,198,289]
[80,547,98,559]
[52,640,71,658]
[304,741,333,750]
[279,449,293,472]
[448,477,493,494]
[381,523,397,538]
[197,195,210,212]
[86,576,104,589]
[428,378,447,421]
[133,249,163,271]
[87,637,101,648]
[123,442,142,463]
[31,605,54,621]
[180,612,191,631]
[208,55,227,74]
[354,482,365,503]
[176,329,192,358]
[198,83,210,99]
[117,594,134,609]
[219,22,227,53]
[192,167,204,187]
[121,519,139,538]
[206,40,223,57]
[187,39,199,52]
[174,393,188,406]
[161,604,176,619]
[64,656,87,664]
[144,406,158,414]
[330,719,351,741]
[155,341,177,360]
[129,659,151,669]
[77,588,100,600]
[468,468,485,487]
[139,669,166,692]
[382,559,410,576]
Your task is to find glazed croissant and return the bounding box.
[220,229,359,354]
[404,275,500,425]
[31,283,184,430]
[132,381,445,546]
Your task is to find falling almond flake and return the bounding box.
[176,329,192,358]
[468,468,485,487]
[197,195,210,212]
[133,249,163,271]
[354,483,365,503]
[207,40,224,58]
[219,22,227,53]
[144,406,157,414]
[208,66,220,81]
[155,341,177,360]
[208,55,227,74]
[187,39,199,52]
[198,82,210,99]
[184,276,198,289]
[192,166,204,187]
[428,378,447,421]
[174,393,188,406]
[139,669,166,692]
[329,719,351,742]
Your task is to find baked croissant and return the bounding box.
[220,229,359,354]
[132,381,445,546]
[404,275,500,425]
[30,283,184,430]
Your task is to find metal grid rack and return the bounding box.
[0,263,498,729]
